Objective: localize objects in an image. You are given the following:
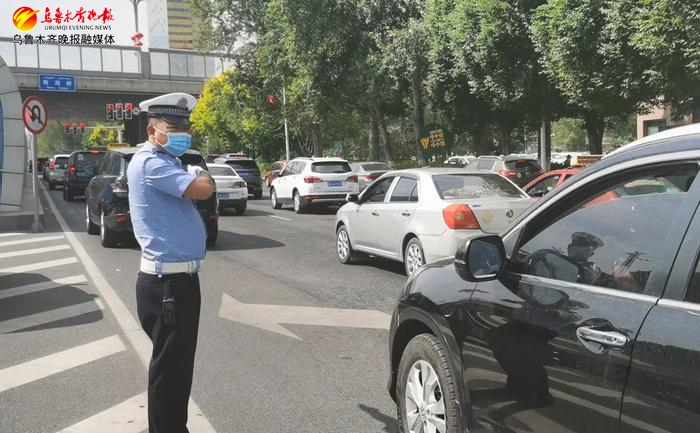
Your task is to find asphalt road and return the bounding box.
[1,182,410,433]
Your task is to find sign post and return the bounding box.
[22,96,48,233]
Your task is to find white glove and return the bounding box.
[187,165,205,176]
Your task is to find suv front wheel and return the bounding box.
[293,191,307,214]
[271,188,282,209]
[100,209,119,248]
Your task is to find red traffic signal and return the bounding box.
[79,122,86,134]
[64,121,70,134]
[115,103,124,120]
[125,102,133,120]
[106,104,114,121]
[71,121,78,134]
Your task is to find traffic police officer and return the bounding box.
[127,92,214,433]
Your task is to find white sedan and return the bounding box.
[335,168,534,276]
[208,163,248,215]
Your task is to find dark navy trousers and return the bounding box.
[136,272,201,433]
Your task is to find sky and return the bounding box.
[4,0,148,47]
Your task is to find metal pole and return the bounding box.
[118,127,123,143]
[30,133,42,233]
[282,86,290,160]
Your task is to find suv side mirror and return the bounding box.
[346,193,359,203]
[454,235,506,282]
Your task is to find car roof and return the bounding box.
[53,154,71,158]
[207,163,236,169]
[292,157,348,162]
[385,167,500,177]
[604,123,700,159]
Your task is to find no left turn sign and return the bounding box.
[23,96,48,135]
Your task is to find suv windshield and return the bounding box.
[210,166,236,176]
[226,160,259,171]
[312,161,352,173]
[73,152,104,170]
[362,163,391,171]
[54,157,69,168]
[433,174,524,199]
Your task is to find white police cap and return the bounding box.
[139,92,197,125]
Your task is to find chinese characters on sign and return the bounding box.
[40,7,114,25]
[13,34,116,45]
[420,129,446,151]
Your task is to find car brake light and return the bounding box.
[346,175,358,183]
[498,169,518,178]
[363,174,376,181]
[89,150,101,154]
[50,161,56,169]
[68,166,77,174]
[442,204,481,230]
[304,176,322,183]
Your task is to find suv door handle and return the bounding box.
[372,211,380,216]
[576,326,628,348]
[402,211,412,217]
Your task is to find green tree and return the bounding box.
[37,121,81,156]
[531,0,652,153]
[86,123,120,147]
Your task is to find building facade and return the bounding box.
[637,106,695,139]
[147,0,195,50]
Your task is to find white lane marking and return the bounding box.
[0,244,71,260]
[0,301,102,334]
[0,232,29,238]
[40,176,218,433]
[56,392,148,433]
[0,274,87,301]
[0,235,64,248]
[0,335,125,393]
[0,257,78,274]
[269,215,292,221]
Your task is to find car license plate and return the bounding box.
[327,180,342,187]
[217,192,229,199]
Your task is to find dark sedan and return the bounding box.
[85,147,219,247]
[388,124,700,433]
[63,150,105,201]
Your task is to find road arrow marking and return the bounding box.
[218,293,391,340]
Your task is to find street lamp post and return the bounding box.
[127,0,146,33]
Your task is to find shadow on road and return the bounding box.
[212,230,285,251]
[351,255,407,277]
[358,403,399,433]
[0,273,103,334]
[224,208,274,217]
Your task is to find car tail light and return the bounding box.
[116,215,128,223]
[363,173,377,181]
[68,166,77,174]
[50,161,56,169]
[498,169,519,178]
[304,176,322,183]
[112,179,128,195]
[346,175,358,183]
[442,204,481,230]
[89,150,101,154]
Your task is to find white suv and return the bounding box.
[270,157,359,213]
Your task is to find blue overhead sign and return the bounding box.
[38,74,77,92]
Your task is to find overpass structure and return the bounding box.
[0,37,222,219]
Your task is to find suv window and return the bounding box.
[363,176,394,203]
[475,159,496,170]
[226,159,258,171]
[54,157,69,168]
[312,161,352,173]
[294,161,306,174]
[180,154,206,170]
[527,174,560,197]
[512,165,698,294]
[73,152,104,174]
[433,174,523,199]
[390,177,419,202]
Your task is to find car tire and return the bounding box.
[396,334,460,433]
[49,181,55,190]
[404,237,426,277]
[336,225,358,264]
[235,205,246,215]
[99,208,119,248]
[293,190,306,214]
[86,203,99,235]
[206,220,218,247]
[271,188,282,209]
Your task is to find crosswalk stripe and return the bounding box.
[0,274,87,301]
[0,300,102,334]
[56,392,148,433]
[0,257,78,274]
[0,335,126,393]
[0,244,71,260]
[0,232,29,238]
[0,235,64,248]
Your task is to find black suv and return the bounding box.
[389,125,700,433]
[216,157,263,199]
[85,147,219,248]
[62,150,105,202]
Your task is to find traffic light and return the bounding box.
[131,32,144,47]
[71,122,78,134]
[64,121,70,134]
[79,122,86,134]
[106,103,114,121]
[115,103,124,120]
[125,102,133,120]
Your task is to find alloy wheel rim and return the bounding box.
[406,244,424,275]
[337,229,349,259]
[100,211,105,240]
[85,204,90,229]
[294,193,300,211]
[272,191,277,207]
[405,360,446,433]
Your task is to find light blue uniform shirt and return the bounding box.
[127,142,206,263]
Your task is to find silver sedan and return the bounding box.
[335,168,534,276]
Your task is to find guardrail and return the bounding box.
[0,37,221,81]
